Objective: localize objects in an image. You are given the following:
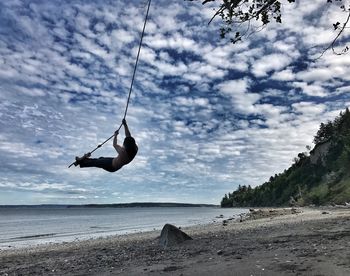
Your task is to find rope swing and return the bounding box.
[69,0,151,168]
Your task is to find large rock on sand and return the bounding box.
[159,224,192,248]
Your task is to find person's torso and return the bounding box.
[112,148,134,170]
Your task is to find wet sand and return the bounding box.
[1,207,349,276]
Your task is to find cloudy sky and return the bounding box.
[0,0,349,205]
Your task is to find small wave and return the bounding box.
[12,233,57,240]
[90,226,110,229]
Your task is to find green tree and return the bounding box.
[314,121,335,144]
[221,193,232,207]
[221,107,350,207]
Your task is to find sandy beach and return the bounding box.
[1,207,349,276]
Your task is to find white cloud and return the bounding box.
[296,67,334,82]
[271,68,295,81]
[252,53,292,77]
[335,86,350,95]
[174,97,209,107]
[292,82,328,97]
[218,78,261,114]
[111,29,135,44]
[292,102,327,116]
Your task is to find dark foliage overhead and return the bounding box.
[188,0,350,56]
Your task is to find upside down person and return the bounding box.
[74,119,138,172]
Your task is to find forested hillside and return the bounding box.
[221,108,350,207]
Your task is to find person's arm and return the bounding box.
[122,119,131,137]
[113,130,123,154]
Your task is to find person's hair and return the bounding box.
[123,137,138,158]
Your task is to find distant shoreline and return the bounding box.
[0,202,219,208]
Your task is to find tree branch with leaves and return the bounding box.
[188,0,350,56]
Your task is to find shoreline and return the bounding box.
[1,207,350,275]
[0,206,247,251]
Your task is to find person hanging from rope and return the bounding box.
[68,0,149,169]
[74,119,138,172]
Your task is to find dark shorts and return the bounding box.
[80,157,116,172]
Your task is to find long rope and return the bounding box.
[123,0,152,121]
[69,0,151,168]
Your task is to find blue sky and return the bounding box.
[0,0,349,205]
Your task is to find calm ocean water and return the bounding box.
[0,207,247,249]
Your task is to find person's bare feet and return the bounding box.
[74,153,91,165]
